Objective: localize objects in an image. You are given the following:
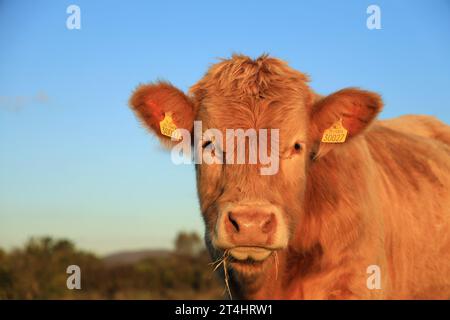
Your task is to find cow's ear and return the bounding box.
[129,82,195,147]
[310,88,383,157]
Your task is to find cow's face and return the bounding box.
[129,55,382,280]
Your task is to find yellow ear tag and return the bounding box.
[321,119,348,143]
[159,112,182,140]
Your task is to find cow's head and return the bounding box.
[129,55,382,291]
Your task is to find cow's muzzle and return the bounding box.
[213,202,288,262]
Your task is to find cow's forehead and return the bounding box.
[190,54,312,140]
[195,95,309,146]
[199,95,306,127]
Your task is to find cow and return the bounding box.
[128,54,450,299]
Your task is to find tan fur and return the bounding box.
[129,54,450,299]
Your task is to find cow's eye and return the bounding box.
[294,143,302,152]
[202,140,212,148]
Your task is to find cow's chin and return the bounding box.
[227,247,274,276]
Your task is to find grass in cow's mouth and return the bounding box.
[274,250,279,280]
[209,250,279,299]
[209,250,232,300]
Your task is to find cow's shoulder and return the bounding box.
[375,114,450,146]
[363,118,450,193]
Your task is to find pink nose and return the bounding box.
[224,211,276,246]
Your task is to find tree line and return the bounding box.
[0,233,223,299]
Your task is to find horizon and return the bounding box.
[1,0,450,255]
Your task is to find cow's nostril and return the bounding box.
[228,212,240,232]
[261,214,276,233]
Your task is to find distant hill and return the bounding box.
[103,249,172,267]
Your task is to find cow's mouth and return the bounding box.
[225,247,274,275]
[228,246,272,261]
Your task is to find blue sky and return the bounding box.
[1,0,449,255]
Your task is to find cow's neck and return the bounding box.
[231,143,373,299]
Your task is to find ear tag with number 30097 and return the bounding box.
[159,112,182,141]
[321,118,348,143]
